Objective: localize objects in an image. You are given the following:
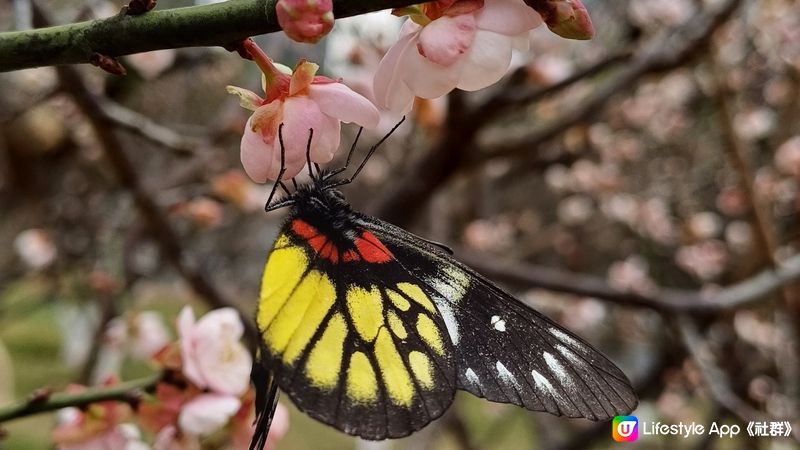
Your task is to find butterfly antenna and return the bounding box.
[305,128,315,181]
[331,116,405,188]
[264,123,288,211]
[324,126,364,180]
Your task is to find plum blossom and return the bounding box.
[373,0,543,113]
[177,306,251,397]
[276,0,334,43]
[227,39,380,182]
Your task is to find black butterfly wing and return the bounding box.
[255,222,457,440]
[355,214,638,420]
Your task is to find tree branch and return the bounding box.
[0,373,160,424]
[0,0,419,72]
[480,0,742,163]
[456,247,800,313]
[55,63,260,349]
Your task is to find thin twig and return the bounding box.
[455,247,800,313]
[478,0,743,163]
[95,98,201,154]
[676,317,765,423]
[55,64,258,349]
[0,373,160,424]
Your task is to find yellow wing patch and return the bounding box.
[347,285,384,341]
[416,314,445,355]
[346,351,378,403]
[305,312,347,389]
[257,242,307,331]
[396,282,436,313]
[375,327,414,406]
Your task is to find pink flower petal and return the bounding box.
[456,29,513,91]
[417,14,477,67]
[402,37,465,99]
[190,308,252,396]
[308,82,380,129]
[240,117,277,183]
[475,0,543,35]
[373,27,418,112]
[177,307,208,389]
[178,394,241,436]
[281,97,342,167]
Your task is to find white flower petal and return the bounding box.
[403,40,465,99]
[240,117,277,183]
[282,97,342,170]
[457,29,513,91]
[373,29,418,113]
[475,0,543,35]
[308,82,380,129]
[178,394,241,436]
[417,14,477,67]
[178,307,208,389]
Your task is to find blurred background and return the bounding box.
[1,0,800,448]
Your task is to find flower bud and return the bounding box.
[276,0,335,43]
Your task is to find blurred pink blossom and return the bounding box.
[608,256,657,296]
[52,381,133,449]
[276,0,334,43]
[230,394,290,450]
[675,240,729,280]
[687,211,721,240]
[153,425,200,450]
[227,39,379,182]
[177,306,251,397]
[373,0,542,113]
[774,135,800,178]
[638,198,676,245]
[129,311,171,360]
[13,228,57,269]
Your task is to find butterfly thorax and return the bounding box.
[284,184,393,265]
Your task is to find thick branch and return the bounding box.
[0,374,160,424]
[0,0,419,72]
[456,248,800,313]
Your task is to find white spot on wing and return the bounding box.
[549,327,583,350]
[465,368,480,386]
[556,344,586,368]
[543,351,572,388]
[496,361,520,388]
[532,369,563,402]
[430,297,460,344]
[490,315,506,332]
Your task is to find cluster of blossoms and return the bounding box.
[231,0,593,183]
[51,307,288,450]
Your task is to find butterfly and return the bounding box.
[249,122,637,447]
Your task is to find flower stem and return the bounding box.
[242,38,280,83]
[0,373,161,424]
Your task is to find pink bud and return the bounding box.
[527,0,594,40]
[276,0,335,44]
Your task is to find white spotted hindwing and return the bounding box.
[355,214,638,421]
[256,227,457,440]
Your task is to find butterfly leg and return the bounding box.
[323,126,364,181]
[264,123,288,211]
[330,116,406,188]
